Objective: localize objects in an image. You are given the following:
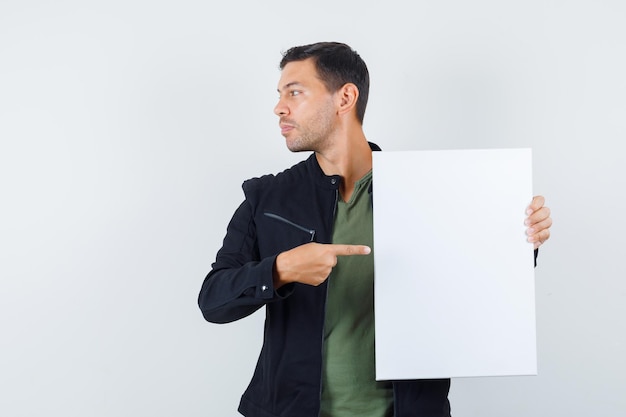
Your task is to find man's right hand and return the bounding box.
[273,242,371,289]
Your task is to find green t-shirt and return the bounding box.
[320,171,393,417]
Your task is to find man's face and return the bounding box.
[274,58,337,153]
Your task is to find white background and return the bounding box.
[1,1,624,416]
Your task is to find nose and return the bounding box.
[274,99,288,117]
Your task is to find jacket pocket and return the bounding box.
[263,212,316,242]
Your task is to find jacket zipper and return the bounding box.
[263,212,316,242]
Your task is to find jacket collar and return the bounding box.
[306,141,381,189]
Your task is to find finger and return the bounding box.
[525,206,551,226]
[526,217,553,237]
[526,195,545,215]
[330,244,371,256]
[528,228,550,247]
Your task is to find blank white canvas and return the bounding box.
[373,149,536,380]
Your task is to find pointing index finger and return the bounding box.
[331,244,371,256]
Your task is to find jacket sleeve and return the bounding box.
[198,199,292,324]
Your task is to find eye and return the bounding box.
[290,90,301,97]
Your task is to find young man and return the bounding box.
[199,42,552,417]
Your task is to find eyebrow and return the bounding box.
[277,81,303,93]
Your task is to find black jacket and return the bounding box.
[199,143,452,417]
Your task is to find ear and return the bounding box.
[336,83,359,118]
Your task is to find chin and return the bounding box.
[285,139,312,153]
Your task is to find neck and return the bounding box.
[315,128,372,202]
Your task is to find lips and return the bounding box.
[280,125,294,134]
[279,120,296,134]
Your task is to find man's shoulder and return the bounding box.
[242,155,313,194]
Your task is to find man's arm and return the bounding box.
[198,200,371,323]
[198,200,283,324]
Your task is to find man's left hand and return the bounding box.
[525,195,552,249]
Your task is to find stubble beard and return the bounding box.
[284,106,335,153]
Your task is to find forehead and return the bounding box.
[277,58,323,90]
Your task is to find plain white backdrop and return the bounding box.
[1,1,624,416]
